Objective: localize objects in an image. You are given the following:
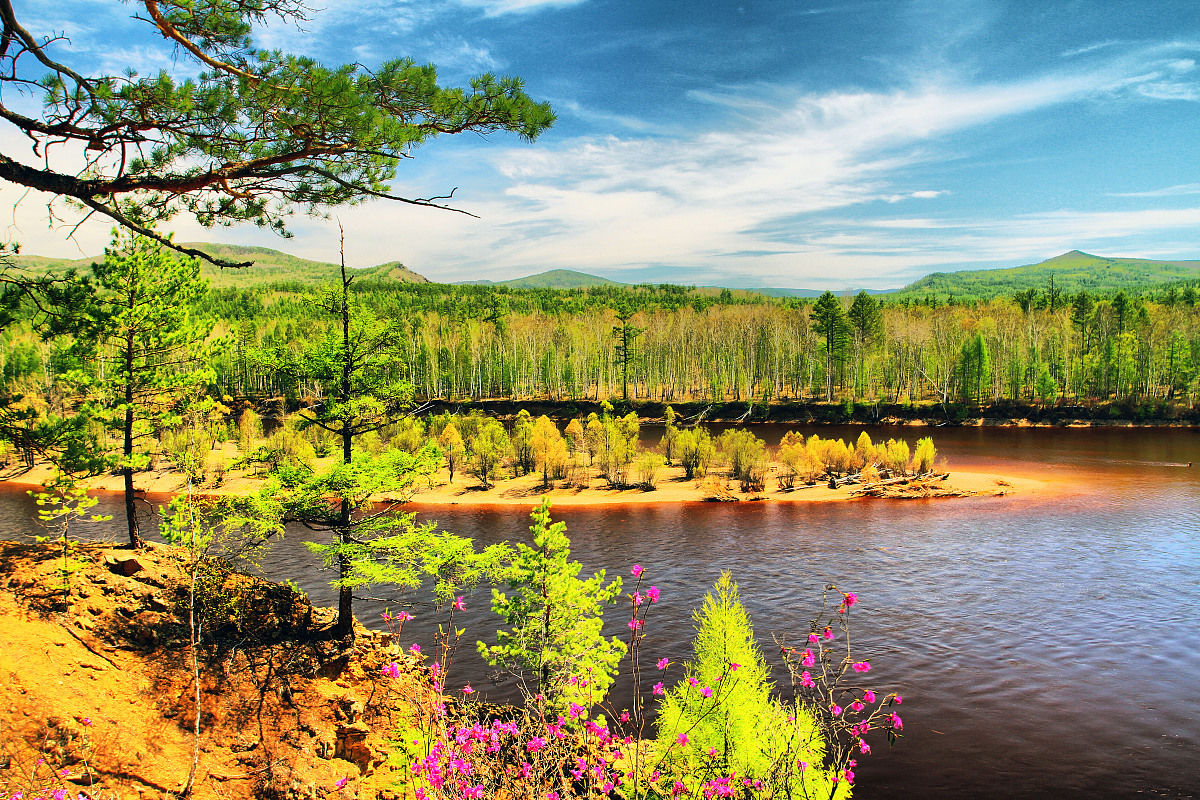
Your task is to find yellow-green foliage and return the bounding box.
[883,438,911,475]
[388,417,426,454]
[853,430,876,470]
[654,572,844,797]
[531,415,569,487]
[237,407,262,450]
[674,427,715,479]
[635,450,665,488]
[438,422,465,482]
[911,436,936,474]
[269,420,317,467]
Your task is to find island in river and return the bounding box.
[0,445,1042,506]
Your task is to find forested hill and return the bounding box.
[13,243,430,289]
[899,250,1200,299]
[481,268,626,289]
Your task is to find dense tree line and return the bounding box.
[4,279,1199,411]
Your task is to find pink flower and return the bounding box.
[653,682,665,695]
[852,661,871,673]
[631,564,644,577]
[797,761,809,771]
[81,717,92,726]
[672,781,686,796]
[647,586,660,603]
[526,736,547,752]
[380,662,401,678]
[843,770,855,784]
[619,711,630,723]
[895,694,903,704]
[831,704,843,716]
[808,633,820,644]
[728,662,740,672]
[676,733,689,746]
[889,712,904,730]
[335,777,348,789]
[700,687,713,698]
[633,591,644,606]
[688,677,699,687]
[627,618,644,631]
[863,689,876,703]
[843,592,858,608]
[800,671,815,688]
[462,684,474,694]
[657,657,670,670]
[410,643,421,653]
[453,596,466,611]
[859,740,872,755]
[800,649,815,667]
[396,610,413,622]
[822,627,835,641]
[547,793,560,800]
[850,700,865,712]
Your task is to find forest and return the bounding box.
[4,255,1198,417]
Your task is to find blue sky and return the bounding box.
[7,0,1200,289]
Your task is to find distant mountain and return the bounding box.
[744,287,894,298]
[459,269,625,289]
[898,250,1200,298]
[13,242,429,288]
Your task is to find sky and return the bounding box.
[7,0,1200,290]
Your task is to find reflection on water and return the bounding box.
[2,425,1198,799]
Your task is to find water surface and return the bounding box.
[2,425,1197,799]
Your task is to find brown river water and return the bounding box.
[2,424,1198,798]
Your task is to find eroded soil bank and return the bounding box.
[0,541,430,800]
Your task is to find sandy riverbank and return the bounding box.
[0,450,1046,507]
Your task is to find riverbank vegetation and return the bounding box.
[0,502,903,800]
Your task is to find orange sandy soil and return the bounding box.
[0,441,1046,507]
[0,541,434,800]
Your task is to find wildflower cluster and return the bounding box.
[777,587,905,789]
[381,504,902,799]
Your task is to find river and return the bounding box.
[2,425,1197,799]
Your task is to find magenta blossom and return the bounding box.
[895,694,904,704]
[863,689,877,703]
[631,564,644,577]
[676,733,689,746]
[335,777,348,789]
[831,704,843,716]
[843,592,858,608]
[851,661,871,673]
[627,618,644,631]
[700,687,713,698]
[453,596,466,611]
[729,662,740,672]
[653,682,665,695]
[801,649,815,667]
[462,684,474,694]
[657,657,670,670]
[647,585,660,603]
[889,712,904,730]
[800,671,816,688]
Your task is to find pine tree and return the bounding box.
[478,498,625,709]
[63,230,216,547]
[655,572,843,797]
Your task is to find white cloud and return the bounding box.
[452,0,589,17]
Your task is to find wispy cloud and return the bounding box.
[1110,183,1200,198]
[451,0,589,17]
